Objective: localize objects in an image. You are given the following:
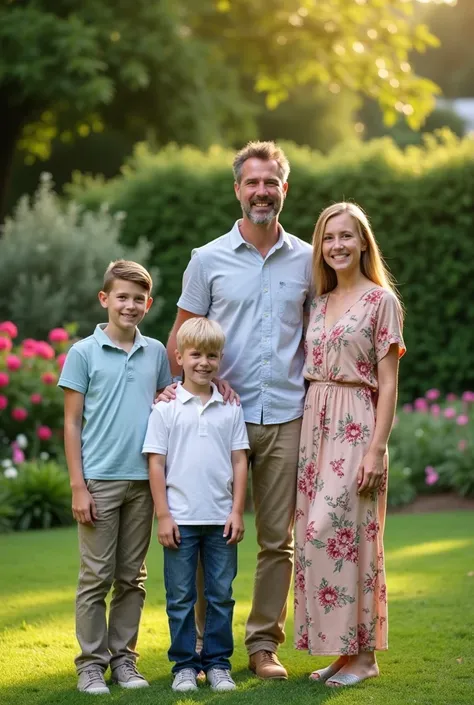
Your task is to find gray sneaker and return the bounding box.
[77,667,110,695]
[111,661,149,689]
[207,668,236,691]
[172,668,198,692]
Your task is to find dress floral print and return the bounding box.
[294,287,405,655]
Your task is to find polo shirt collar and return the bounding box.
[176,381,224,405]
[93,324,148,350]
[229,220,293,251]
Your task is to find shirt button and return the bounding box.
[264,313,269,318]
[263,288,268,293]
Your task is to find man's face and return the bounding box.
[234,158,288,225]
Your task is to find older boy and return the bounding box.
[143,318,248,693]
[60,260,171,694]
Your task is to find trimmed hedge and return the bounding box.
[71,133,474,401]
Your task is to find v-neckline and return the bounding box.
[323,286,378,335]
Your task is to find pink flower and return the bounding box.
[336,527,355,545]
[0,321,18,338]
[11,441,25,464]
[296,633,309,650]
[6,354,21,371]
[48,328,69,343]
[318,585,338,607]
[0,336,13,352]
[430,404,440,417]
[56,352,67,370]
[344,421,363,443]
[446,393,457,402]
[402,403,412,413]
[12,407,28,422]
[365,520,379,542]
[41,372,57,385]
[458,439,467,452]
[0,395,7,411]
[35,341,55,360]
[326,537,343,560]
[462,391,474,403]
[456,414,469,426]
[443,407,456,419]
[0,372,9,387]
[30,393,43,405]
[37,425,53,441]
[425,388,440,401]
[414,398,428,412]
[425,466,439,486]
[344,544,359,563]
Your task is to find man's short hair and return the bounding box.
[233,141,290,184]
[103,260,153,294]
[176,318,226,355]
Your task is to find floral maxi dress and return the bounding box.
[294,287,405,655]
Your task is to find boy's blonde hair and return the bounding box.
[103,260,153,294]
[177,318,225,355]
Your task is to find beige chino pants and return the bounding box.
[195,417,302,655]
[75,480,154,673]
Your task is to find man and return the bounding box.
[166,141,312,679]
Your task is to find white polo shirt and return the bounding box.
[142,383,249,525]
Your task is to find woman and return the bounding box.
[294,202,405,687]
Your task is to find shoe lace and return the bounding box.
[175,668,196,684]
[120,661,140,679]
[211,669,233,684]
[261,650,277,663]
[84,668,105,686]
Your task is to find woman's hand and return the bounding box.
[357,448,387,494]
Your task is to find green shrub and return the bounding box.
[70,133,474,401]
[2,461,73,531]
[0,486,14,533]
[386,460,417,509]
[0,174,161,340]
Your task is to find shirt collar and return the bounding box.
[175,381,224,406]
[229,220,293,251]
[93,324,148,350]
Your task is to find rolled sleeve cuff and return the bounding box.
[58,378,87,394]
[177,294,209,316]
[142,445,167,455]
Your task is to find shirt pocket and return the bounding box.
[277,281,305,325]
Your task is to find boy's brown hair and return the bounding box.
[103,260,153,294]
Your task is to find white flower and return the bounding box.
[4,467,18,479]
[414,428,424,438]
[1,459,12,468]
[39,452,50,461]
[402,467,412,477]
[15,434,28,449]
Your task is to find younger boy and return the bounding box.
[142,317,248,693]
[59,260,171,695]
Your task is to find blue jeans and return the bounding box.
[163,525,237,674]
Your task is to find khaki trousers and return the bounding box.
[75,480,154,673]
[195,418,302,655]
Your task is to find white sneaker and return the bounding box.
[207,668,236,691]
[172,668,198,692]
[111,661,149,689]
[77,667,110,695]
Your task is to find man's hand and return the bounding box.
[154,383,178,404]
[223,511,245,544]
[158,515,181,549]
[213,377,240,405]
[357,448,387,495]
[72,486,97,526]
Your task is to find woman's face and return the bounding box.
[321,212,366,274]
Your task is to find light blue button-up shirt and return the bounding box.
[59,324,171,480]
[177,221,313,424]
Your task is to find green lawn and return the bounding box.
[0,512,473,705]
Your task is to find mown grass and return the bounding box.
[0,511,473,705]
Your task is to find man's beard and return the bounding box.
[242,199,281,225]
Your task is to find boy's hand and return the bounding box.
[154,383,177,404]
[72,486,97,526]
[213,377,240,405]
[158,515,181,549]
[224,511,245,544]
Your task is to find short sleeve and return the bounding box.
[177,251,211,315]
[231,405,250,451]
[58,346,89,394]
[374,292,406,363]
[156,345,172,390]
[142,406,169,456]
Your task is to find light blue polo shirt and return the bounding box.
[59,324,171,480]
[177,221,313,425]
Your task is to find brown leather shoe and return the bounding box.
[249,650,288,680]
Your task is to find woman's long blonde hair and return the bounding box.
[312,202,402,313]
